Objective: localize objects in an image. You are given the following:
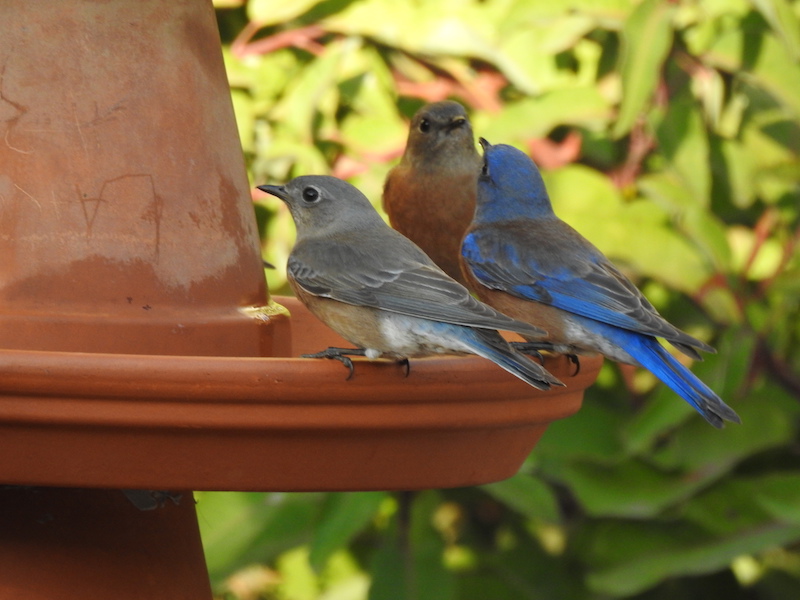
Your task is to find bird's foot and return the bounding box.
[509,341,549,364]
[566,354,580,376]
[509,342,581,375]
[398,357,411,378]
[302,347,367,380]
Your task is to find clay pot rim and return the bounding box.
[0,296,601,489]
[0,346,602,428]
[0,295,602,432]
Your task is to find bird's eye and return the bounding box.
[419,118,431,133]
[302,187,320,203]
[479,161,490,181]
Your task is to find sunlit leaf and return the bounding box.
[275,547,319,600]
[655,91,712,207]
[196,492,322,586]
[476,87,612,140]
[612,0,676,137]
[705,27,800,117]
[248,0,322,26]
[717,138,758,208]
[231,89,256,153]
[270,39,353,141]
[750,0,800,61]
[323,0,497,61]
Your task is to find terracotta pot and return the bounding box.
[0,296,600,600]
[1,295,601,492]
[0,0,288,359]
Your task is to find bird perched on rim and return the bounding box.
[258,175,563,391]
[460,139,741,428]
[383,100,481,285]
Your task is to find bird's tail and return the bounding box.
[631,334,741,428]
[466,329,564,390]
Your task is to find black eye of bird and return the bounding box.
[419,118,431,133]
[302,187,320,203]
[479,161,490,181]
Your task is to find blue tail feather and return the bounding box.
[628,334,740,428]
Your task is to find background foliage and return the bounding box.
[199,0,800,598]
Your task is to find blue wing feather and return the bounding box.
[462,225,712,354]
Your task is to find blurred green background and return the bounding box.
[197,0,800,598]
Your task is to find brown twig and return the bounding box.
[233,24,326,58]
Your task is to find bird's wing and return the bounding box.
[289,236,545,338]
[462,222,713,356]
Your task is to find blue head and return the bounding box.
[474,139,555,223]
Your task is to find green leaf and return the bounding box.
[750,0,800,61]
[230,89,255,153]
[649,388,794,473]
[368,535,408,600]
[269,39,352,142]
[654,91,712,207]
[543,166,710,292]
[612,0,676,137]
[753,473,800,525]
[369,491,455,600]
[705,27,800,118]
[586,520,800,596]
[495,19,598,94]
[196,492,321,586]
[620,199,711,292]
[556,459,713,518]
[535,394,626,468]
[248,0,323,26]
[717,138,758,209]
[323,0,497,61]
[476,87,612,141]
[309,492,387,572]
[338,50,408,155]
[683,477,775,535]
[480,472,560,522]
[275,547,319,600]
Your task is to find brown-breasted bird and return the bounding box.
[383,100,481,284]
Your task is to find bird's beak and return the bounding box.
[448,116,467,130]
[478,137,491,151]
[256,184,288,201]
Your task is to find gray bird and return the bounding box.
[258,175,563,390]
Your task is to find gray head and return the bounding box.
[404,100,478,169]
[258,175,384,239]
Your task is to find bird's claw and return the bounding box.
[302,347,366,380]
[509,342,548,365]
[567,354,580,376]
[398,358,411,377]
[510,342,581,375]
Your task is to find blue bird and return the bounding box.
[258,176,563,390]
[460,140,740,428]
